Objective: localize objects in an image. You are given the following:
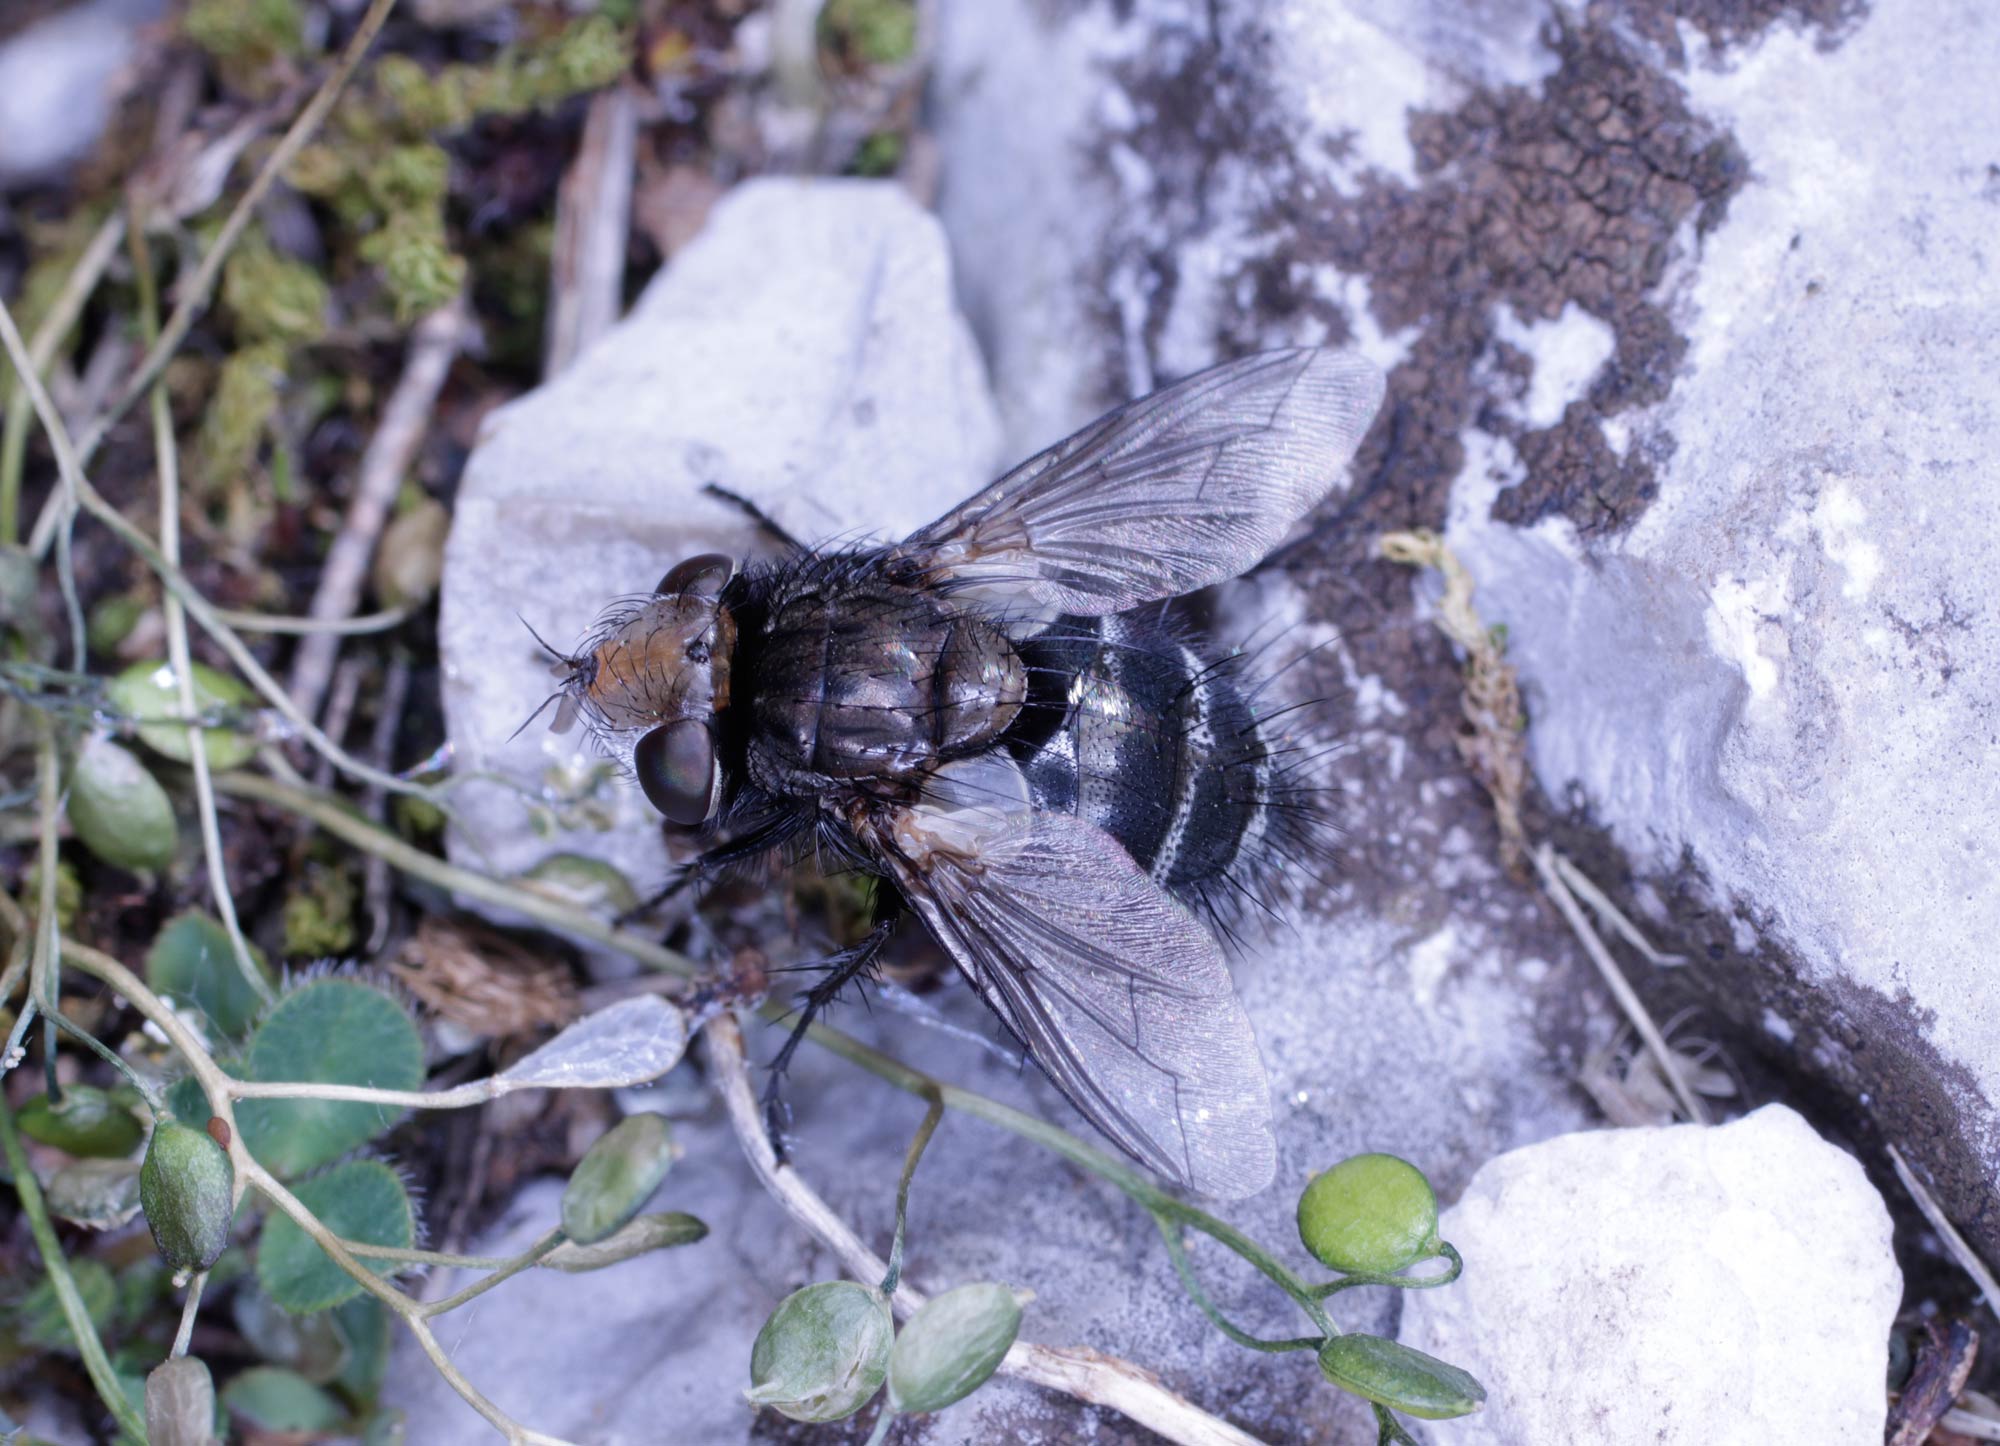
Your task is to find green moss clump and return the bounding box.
[221,233,329,349]
[819,0,918,68]
[199,343,286,490]
[365,143,452,214]
[359,212,469,321]
[281,866,359,959]
[184,0,302,69]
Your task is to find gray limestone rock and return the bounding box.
[1398,1105,1902,1445]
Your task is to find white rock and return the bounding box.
[0,0,162,191]
[1398,1105,1901,1446]
[438,178,1003,908]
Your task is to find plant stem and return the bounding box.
[46,1009,166,1115]
[340,1241,522,1270]
[420,1229,566,1318]
[1153,1217,1321,1354]
[0,296,437,801]
[216,605,412,635]
[880,1087,942,1296]
[0,1088,150,1441]
[130,216,274,1014]
[171,1271,208,1358]
[1309,1243,1463,1299]
[213,770,694,975]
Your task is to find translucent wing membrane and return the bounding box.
[886,806,1277,1199]
[897,348,1384,616]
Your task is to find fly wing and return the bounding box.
[881,804,1277,1199]
[896,348,1383,616]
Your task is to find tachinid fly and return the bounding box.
[547,349,1384,1199]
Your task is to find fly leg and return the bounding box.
[703,482,807,553]
[761,913,900,1152]
[614,810,808,926]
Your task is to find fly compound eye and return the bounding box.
[656,553,734,599]
[634,720,719,825]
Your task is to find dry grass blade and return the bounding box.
[1888,1142,2000,1315]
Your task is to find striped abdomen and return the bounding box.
[1006,613,1277,914]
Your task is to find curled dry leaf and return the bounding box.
[390,917,577,1039]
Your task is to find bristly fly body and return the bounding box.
[537,348,1385,1199]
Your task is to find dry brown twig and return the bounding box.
[288,293,471,722]
[545,85,639,378]
[704,1015,1265,1446]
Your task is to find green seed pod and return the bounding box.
[517,853,641,915]
[372,498,450,610]
[560,1113,676,1245]
[109,660,257,770]
[887,1282,1024,1414]
[745,1281,892,1423]
[1297,1153,1440,1275]
[1316,1334,1485,1420]
[19,1086,147,1158]
[140,1120,235,1273]
[544,1212,708,1272]
[146,1354,219,1446]
[66,736,178,872]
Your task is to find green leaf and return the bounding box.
[107,659,258,770]
[232,1284,349,1383]
[257,1159,415,1314]
[335,1295,392,1405]
[18,1086,146,1158]
[887,1282,1024,1414]
[148,911,273,1042]
[221,1365,346,1433]
[1297,1154,1440,1275]
[19,1257,116,1352]
[1316,1334,1485,1420]
[561,1113,676,1244]
[66,737,178,872]
[237,977,424,1176]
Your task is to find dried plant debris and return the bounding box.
[391,916,578,1040]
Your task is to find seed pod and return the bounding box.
[109,659,257,770]
[140,1120,234,1272]
[146,1354,218,1446]
[1316,1334,1485,1420]
[560,1112,676,1245]
[1297,1153,1439,1275]
[745,1280,892,1423]
[887,1282,1024,1414]
[18,1085,146,1158]
[66,736,178,872]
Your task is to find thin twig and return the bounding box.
[544,86,638,377]
[25,0,404,561]
[1550,853,1685,968]
[217,605,412,635]
[1887,1143,2000,1317]
[1533,843,1709,1125]
[706,1016,1266,1446]
[288,294,468,722]
[131,218,274,1013]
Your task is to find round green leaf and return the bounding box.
[237,978,424,1176]
[887,1282,1024,1414]
[746,1281,892,1423]
[149,911,273,1042]
[257,1159,416,1314]
[1317,1334,1486,1420]
[146,1355,217,1446]
[1297,1153,1440,1275]
[18,1085,145,1158]
[221,1365,345,1433]
[66,736,177,871]
[140,1121,235,1273]
[561,1112,675,1245]
[108,659,257,769]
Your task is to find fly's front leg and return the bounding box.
[761,913,901,1154]
[703,482,807,553]
[615,809,807,926]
